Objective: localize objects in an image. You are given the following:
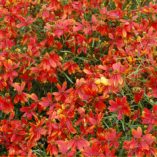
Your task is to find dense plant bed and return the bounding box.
[0,0,157,156]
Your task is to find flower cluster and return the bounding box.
[0,0,157,156]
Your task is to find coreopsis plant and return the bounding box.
[109,96,130,120]
[123,127,157,157]
[0,0,157,156]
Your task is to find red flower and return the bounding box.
[141,105,157,132]
[40,52,61,71]
[16,16,35,28]
[12,82,28,104]
[82,142,104,157]
[134,90,144,103]
[123,127,157,157]
[39,92,53,109]
[68,137,89,151]
[28,118,47,148]
[20,103,37,120]
[0,96,14,114]
[109,96,130,120]
[95,100,106,112]
[56,140,72,155]
[147,77,157,98]
[76,79,97,101]
[63,61,80,75]
[47,143,58,156]
[97,128,122,149]
[53,81,73,102]
[2,59,18,83]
